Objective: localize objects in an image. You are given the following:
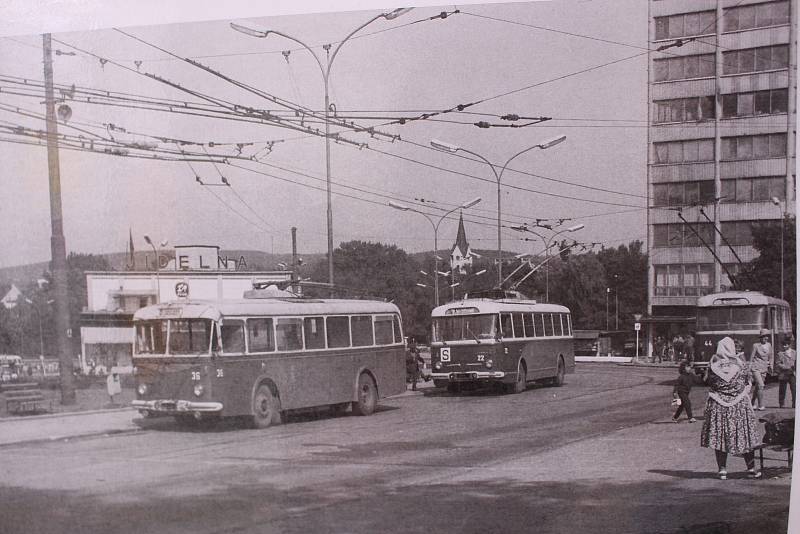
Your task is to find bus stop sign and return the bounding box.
[634,322,641,331]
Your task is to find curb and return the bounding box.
[0,426,143,449]
[0,406,135,424]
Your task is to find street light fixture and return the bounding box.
[389,196,481,306]
[771,196,785,300]
[430,135,567,285]
[232,8,413,289]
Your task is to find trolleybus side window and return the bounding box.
[564,314,572,336]
[543,314,554,337]
[170,319,213,355]
[512,313,525,338]
[247,318,275,353]
[220,320,246,354]
[374,314,395,345]
[554,314,563,336]
[352,315,374,347]
[500,313,513,338]
[304,317,326,349]
[327,316,351,348]
[276,318,303,351]
[523,313,535,338]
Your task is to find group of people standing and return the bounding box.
[653,333,695,363]
[671,330,796,480]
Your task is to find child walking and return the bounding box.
[672,360,697,423]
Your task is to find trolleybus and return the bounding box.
[429,290,575,393]
[131,286,406,428]
[694,290,793,367]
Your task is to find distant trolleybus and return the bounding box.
[429,290,575,393]
[131,287,405,428]
[694,291,793,367]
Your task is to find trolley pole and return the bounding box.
[43,33,75,404]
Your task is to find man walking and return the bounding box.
[750,329,773,410]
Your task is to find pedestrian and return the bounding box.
[406,339,424,391]
[774,336,796,409]
[654,336,664,364]
[673,334,685,362]
[667,339,675,362]
[672,360,697,423]
[684,332,695,363]
[749,328,773,410]
[701,337,762,480]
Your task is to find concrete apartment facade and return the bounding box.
[646,0,796,349]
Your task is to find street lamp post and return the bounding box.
[771,197,785,300]
[430,135,566,286]
[144,235,167,303]
[231,8,413,288]
[389,197,481,306]
[24,298,44,357]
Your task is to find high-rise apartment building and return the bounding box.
[646,0,796,349]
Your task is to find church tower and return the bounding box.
[450,211,473,275]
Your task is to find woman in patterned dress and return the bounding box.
[700,337,763,480]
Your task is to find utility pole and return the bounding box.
[43,34,75,404]
[291,227,299,294]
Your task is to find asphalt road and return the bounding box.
[0,365,792,534]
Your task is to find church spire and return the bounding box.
[453,211,469,254]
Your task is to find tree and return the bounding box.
[597,241,648,330]
[735,217,796,324]
[37,252,113,356]
[307,241,431,340]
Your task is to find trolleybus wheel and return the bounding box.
[510,361,527,394]
[352,373,377,416]
[552,358,565,387]
[433,379,448,389]
[251,384,282,429]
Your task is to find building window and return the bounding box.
[723,1,790,32]
[655,264,714,297]
[653,223,714,248]
[654,96,714,123]
[721,133,787,160]
[653,180,715,207]
[721,89,788,118]
[655,10,716,40]
[653,138,714,164]
[722,45,790,75]
[720,177,786,203]
[720,220,780,246]
[653,53,715,81]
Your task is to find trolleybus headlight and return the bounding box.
[193,384,204,397]
[137,383,148,396]
[485,359,493,369]
[434,361,442,370]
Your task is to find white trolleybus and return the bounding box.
[694,290,793,368]
[429,290,575,393]
[131,286,406,428]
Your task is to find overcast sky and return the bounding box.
[0,0,649,268]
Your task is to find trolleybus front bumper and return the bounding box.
[132,399,223,413]
[431,371,506,382]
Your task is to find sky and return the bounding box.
[0,0,650,268]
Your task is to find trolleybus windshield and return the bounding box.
[432,314,496,342]
[696,306,766,331]
[135,319,212,355]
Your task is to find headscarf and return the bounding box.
[709,337,742,383]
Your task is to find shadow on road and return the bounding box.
[133,404,401,434]
[0,472,789,534]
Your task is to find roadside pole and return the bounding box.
[43,33,75,404]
